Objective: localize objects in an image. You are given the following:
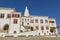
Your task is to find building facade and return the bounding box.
[0,6,58,36]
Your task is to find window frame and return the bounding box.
[41,26,44,30]
[0,14,4,18]
[36,26,39,30]
[40,19,43,23]
[46,26,49,30]
[13,19,18,24]
[7,14,11,18]
[45,20,48,23]
[35,19,38,23]
[12,14,20,18]
[30,20,34,23]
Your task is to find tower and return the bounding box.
[24,6,30,16]
[8,12,21,34]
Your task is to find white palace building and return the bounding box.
[0,6,58,37]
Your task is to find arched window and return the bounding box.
[3,24,9,30]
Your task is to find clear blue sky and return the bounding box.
[0,0,60,30]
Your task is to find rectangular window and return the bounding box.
[41,26,44,30]
[13,19,18,24]
[31,27,34,31]
[27,23,29,25]
[44,33,46,35]
[12,14,14,17]
[42,31,44,33]
[40,19,43,23]
[22,22,24,26]
[46,26,49,30]
[45,20,48,23]
[36,26,39,30]
[17,14,20,17]
[47,31,48,33]
[0,14,4,18]
[7,14,11,18]
[27,19,29,21]
[30,20,34,23]
[25,19,26,21]
[49,21,55,23]
[35,19,38,23]
[12,14,20,18]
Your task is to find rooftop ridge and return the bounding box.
[0,7,15,10]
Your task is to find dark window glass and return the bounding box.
[42,31,44,33]
[14,31,16,34]
[45,20,48,23]
[40,19,43,23]
[22,22,24,26]
[47,31,48,33]
[18,14,20,17]
[36,26,39,30]
[13,19,18,24]
[12,14,20,18]
[31,27,34,31]
[7,14,11,18]
[12,14,15,17]
[41,26,44,30]
[35,19,38,23]
[49,21,55,23]
[25,19,26,21]
[27,19,29,21]
[0,14,4,18]
[30,20,34,23]
[46,26,49,30]
[3,24,9,30]
[27,23,29,25]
